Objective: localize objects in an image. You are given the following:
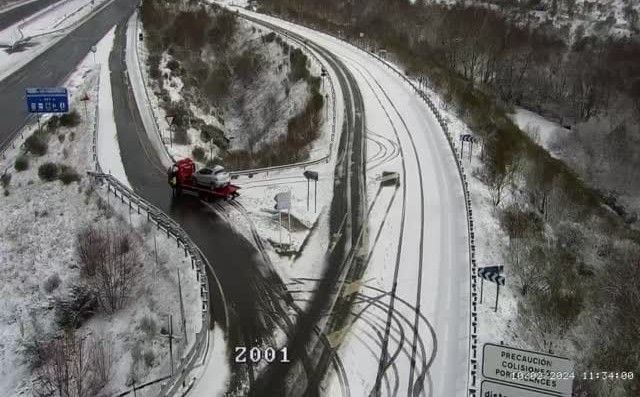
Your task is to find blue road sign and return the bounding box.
[26,87,69,114]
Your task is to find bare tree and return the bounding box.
[77,225,141,313]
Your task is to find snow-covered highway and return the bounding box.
[232,7,471,397]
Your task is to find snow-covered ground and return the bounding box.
[509,107,570,157]
[223,6,471,397]
[0,0,111,81]
[0,26,202,396]
[96,26,130,187]
[132,10,331,168]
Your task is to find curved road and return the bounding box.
[236,9,470,397]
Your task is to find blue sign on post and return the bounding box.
[26,88,69,114]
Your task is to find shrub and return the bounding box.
[233,50,262,84]
[38,162,58,181]
[58,164,81,185]
[289,48,309,82]
[139,315,157,337]
[143,349,155,368]
[43,273,61,293]
[263,32,277,43]
[192,146,206,161]
[204,67,231,103]
[54,284,99,329]
[200,124,227,148]
[1,172,11,189]
[166,58,180,72]
[46,116,60,131]
[59,110,81,127]
[24,133,48,156]
[76,225,140,313]
[148,53,162,80]
[173,127,190,145]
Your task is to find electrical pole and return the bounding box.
[177,269,188,345]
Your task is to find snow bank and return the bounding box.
[96,26,131,187]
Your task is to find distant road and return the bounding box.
[0,0,61,31]
[0,0,138,151]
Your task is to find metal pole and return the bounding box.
[288,210,292,246]
[480,277,484,304]
[154,233,158,272]
[494,284,500,312]
[469,140,473,162]
[37,115,41,132]
[169,315,174,376]
[314,180,317,213]
[278,211,282,247]
[178,269,187,345]
[306,179,309,211]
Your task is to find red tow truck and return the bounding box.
[168,158,240,200]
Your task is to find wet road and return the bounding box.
[0,0,138,150]
[109,21,293,392]
[0,0,61,31]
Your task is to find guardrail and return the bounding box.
[89,66,215,396]
[239,11,481,395]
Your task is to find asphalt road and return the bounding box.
[0,0,61,31]
[0,0,137,150]
[108,21,298,393]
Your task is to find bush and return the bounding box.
[143,349,155,368]
[1,172,11,189]
[58,164,81,185]
[232,50,262,84]
[43,273,61,293]
[54,284,99,329]
[289,48,309,82]
[192,146,206,161]
[263,32,276,43]
[24,133,48,156]
[200,124,227,148]
[148,53,162,79]
[166,58,180,72]
[38,162,58,181]
[204,67,231,103]
[46,116,60,131]
[139,315,157,337]
[59,110,81,127]
[173,127,190,145]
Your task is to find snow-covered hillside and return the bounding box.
[0,27,201,397]
[427,0,640,41]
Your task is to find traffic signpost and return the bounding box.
[459,133,475,162]
[303,170,318,212]
[482,343,574,397]
[26,88,69,114]
[26,87,70,131]
[478,265,505,311]
[274,191,292,246]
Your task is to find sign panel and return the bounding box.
[483,343,574,396]
[274,191,291,211]
[481,380,559,397]
[26,88,69,114]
